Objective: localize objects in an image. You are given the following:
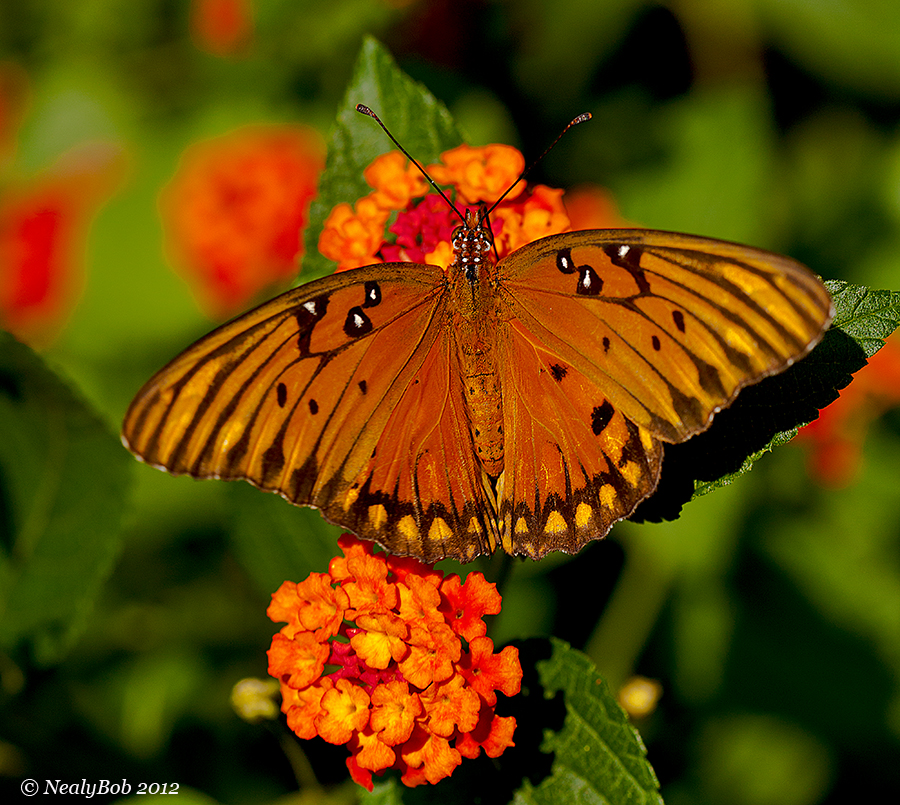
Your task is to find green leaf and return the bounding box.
[514,638,663,805]
[228,480,342,596]
[301,36,464,281]
[827,280,900,358]
[0,331,131,666]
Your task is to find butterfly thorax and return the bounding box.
[448,208,505,477]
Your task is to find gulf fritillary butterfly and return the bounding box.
[122,109,833,563]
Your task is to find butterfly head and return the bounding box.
[451,207,495,284]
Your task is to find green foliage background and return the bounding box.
[2,2,900,804]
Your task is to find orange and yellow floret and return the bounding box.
[318,142,616,273]
[267,534,522,790]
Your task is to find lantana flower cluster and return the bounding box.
[267,534,522,790]
[318,142,596,272]
[160,124,324,318]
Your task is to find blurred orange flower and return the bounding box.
[318,143,630,274]
[795,334,900,487]
[563,184,631,231]
[0,142,125,347]
[160,125,324,318]
[190,0,254,56]
[267,534,520,790]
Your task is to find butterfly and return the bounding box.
[122,119,833,564]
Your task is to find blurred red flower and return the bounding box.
[0,142,125,347]
[190,0,254,56]
[795,334,900,487]
[160,125,324,318]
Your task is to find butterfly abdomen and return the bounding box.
[458,334,504,477]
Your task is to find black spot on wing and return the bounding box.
[604,244,650,293]
[550,363,568,382]
[602,336,611,354]
[295,294,329,355]
[358,379,368,394]
[276,382,287,408]
[308,399,319,415]
[261,433,286,484]
[556,248,576,274]
[363,280,382,308]
[591,400,615,435]
[672,309,686,333]
[577,265,602,296]
[651,335,661,351]
[344,306,373,337]
[555,247,603,295]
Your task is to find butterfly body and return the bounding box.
[448,209,506,477]
[123,209,833,563]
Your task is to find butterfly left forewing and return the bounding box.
[123,264,450,516]
[494,228,833,556]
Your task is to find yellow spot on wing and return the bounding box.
[368,503,387,529]
[620,460,642,488]
[515,516,528,534]
[467,517,483,534]
[599,485,616,508]
[544,510,567,534]
[429,517,452,541]
[500,514,513,553]
[575,502,593,529]
[343,487,359,511]
[397,515,419,540]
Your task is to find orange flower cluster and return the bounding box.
[796,334,900,487]
[267,534,521,790]
[318,142,627,273]
[160,125,324,318]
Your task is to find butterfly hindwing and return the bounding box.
[497,317,663,558]
[326,324,499,562]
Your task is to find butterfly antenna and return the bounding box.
[356,104,465,223]
[486,112,592,215]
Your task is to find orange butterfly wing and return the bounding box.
[493,229,834,558]
[123,263,498,562]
